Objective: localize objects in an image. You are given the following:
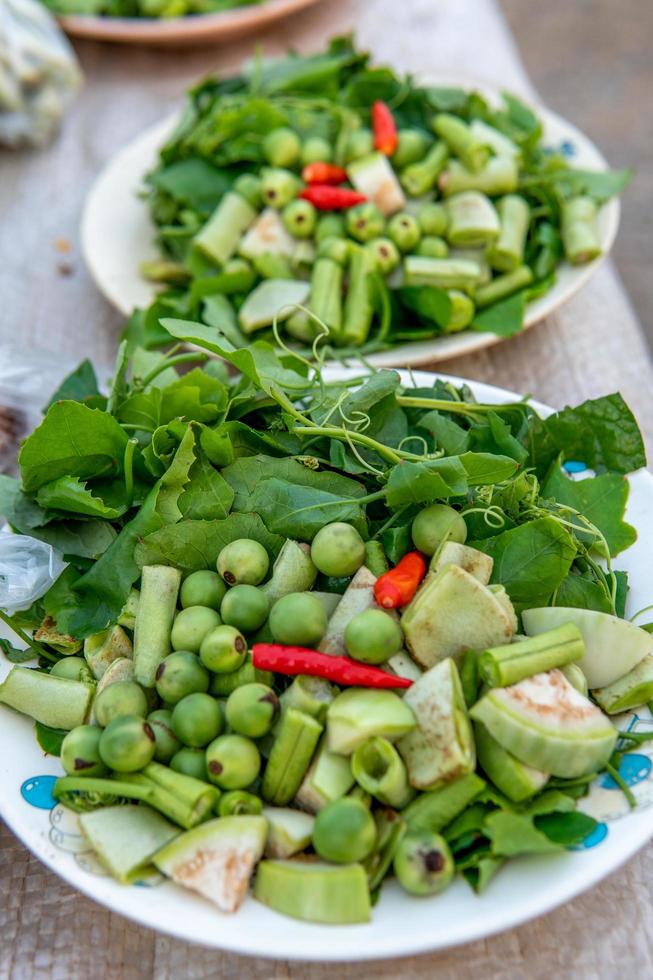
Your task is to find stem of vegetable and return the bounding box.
[123,438,138,508]
[396,396,528,417]
[372,504,410,541]
[0,610,56,662]
[293,425,403,464]
[139,352,209,389]
[54,776,154,802]
[604,761,636,808]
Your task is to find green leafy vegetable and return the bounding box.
[135,514,283,572]
[19,402,129,494]
[542,460,637,557]
[474,516,576,610]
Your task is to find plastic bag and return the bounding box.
[0,533,66,614]
[0,0,82,147]
[0,344,78,473]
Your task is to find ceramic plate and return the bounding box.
[1,370,652,960]
[81,78,620,368]
[57,0,324,46]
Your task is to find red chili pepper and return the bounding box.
[299,185,367,211]
[301,162,349,185]
[252,643,412,689]
[372,100,398,156]
[374,551,427,609]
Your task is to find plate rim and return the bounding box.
[80,75,620,368]
[57,0,324,44]
[1,368,652,960]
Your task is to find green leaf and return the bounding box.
[534,810,598,846]
[337,371,402,423]
[474,516,576,610]
[222,455,365,512]
[547,168,632,204]
[249,478,363,541]
[179,454,234,520]
[117,390,162,432]
[161,321,310,399]
[19,402,129,494]
[159,368,229,426]
[469,413,529,465]
[416,411,470,456]
[0,475,50,530]
[0,638,37,664]
[147,158,232,213]
[135,515,283,572]
[54,486,164,638]
[542,460,637,557]
[471,291,526,337]
[46,360,100,408]
[398,286,452,327]
[36,477,129,519]
[31,520,117,560]
[528,393,646,477]
[461,856,504,893]
[555,572,613,614]
[385,457,468,508]
[483,810,562,857]
[35,722,67,757]
[458,451,520,486]
[380,516,416,565]
[155,426,197,524]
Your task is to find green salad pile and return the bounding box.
[0,328,651,921]
[133,36,631,355]
[43,0,262,18]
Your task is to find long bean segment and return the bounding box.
[404,255,482,294]
[561,196,601,265]
[475,265,533,308]
[439,156,519,197]
[445,191,500,247]
[487,195,531,272]
[194,191,258,266]
[400,142,449,197]
[341,244,376,346]
[478,624,584,688]
[432,113,490,173]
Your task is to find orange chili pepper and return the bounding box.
[374,551,427,609]
[372,100,398,156]
[301,162,349,185]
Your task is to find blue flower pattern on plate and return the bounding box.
[570,822,608,850]
[600,753,652,789]
[21,775,58,810]
[563,460,587,474]
[542,140,577,159]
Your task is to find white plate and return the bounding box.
[57,0,325,47]
[81,79,620,368]
[2,370,652,959]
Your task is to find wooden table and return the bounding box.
[1,0,652,975]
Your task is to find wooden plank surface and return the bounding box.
[1,0,652,975]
